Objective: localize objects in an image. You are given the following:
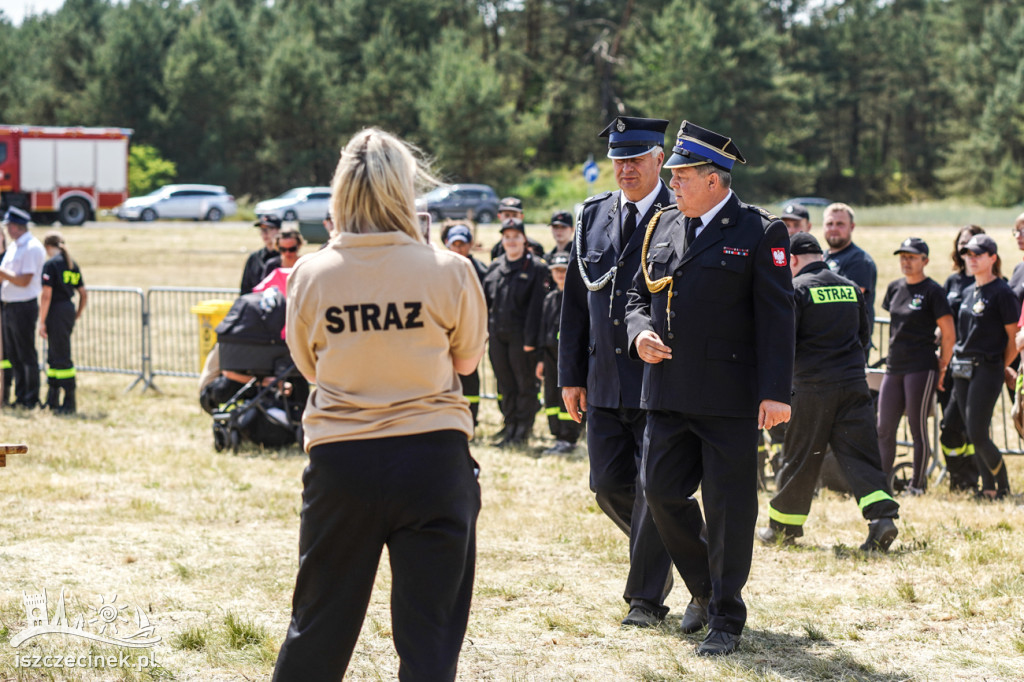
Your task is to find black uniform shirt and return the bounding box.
[882,277,951,374]
[41,253,83,303]
[943,271,974,319]
[540,287,563,352]
[826,242,877,318]
[792,261,870,388]
[954,278,1018,360]
[482,253,549,347]
[241,247,277,293]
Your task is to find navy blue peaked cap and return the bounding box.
[599,116,669,159]
[665,120,746,171]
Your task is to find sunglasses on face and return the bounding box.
[279,245,299,253]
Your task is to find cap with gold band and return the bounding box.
[664,120,746,171]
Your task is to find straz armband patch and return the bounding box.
[723,247,749,257]
[771,248,787,267]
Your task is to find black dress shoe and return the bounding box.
[696,628,741,656]
[621,604,663,628]
[859,517,898,552]
[679,595,710,634]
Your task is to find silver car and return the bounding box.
[255,186,332,221]
[115,184,237,221]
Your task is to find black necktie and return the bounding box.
[622,202,638,245]
[685,216,702,248]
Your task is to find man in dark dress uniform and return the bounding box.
[240,215,281,294]
[560,116,701,630]
[757,232,899,550]
[625,121,795,656]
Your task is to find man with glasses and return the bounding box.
[241,215,282,294]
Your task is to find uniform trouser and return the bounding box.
[877,369,937,488]
[542,348,580,443]
[939,371,978,491]
[488,330,538,430]
[770,380,899,535]
[272,431,480,682]
[458,370,480,425]
[953,362,1010,495]
[45,301,77,411]
[588,406,686,615]
[643,411,745,634]
[1,300,40,407]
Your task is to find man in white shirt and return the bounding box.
[0,207,46,407]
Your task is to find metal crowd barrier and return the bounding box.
[68,287,146,388]
[145,287,240,390]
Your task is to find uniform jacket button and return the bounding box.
[618,260,624,267]
[721,260,727,266]
[674,270,682,277]
[732,353,738,359]
[670,311,676,319]
[667,333,675,340]
[615,289,622,296]
[615,347,623,355]
[613,319,621,326]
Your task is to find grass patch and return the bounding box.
[224,611,270,650]
[172,624,209,651]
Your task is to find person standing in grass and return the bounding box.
[939,225,985,492]
[536,253,580,454]
[950,234,1017,501]
[273,128,487,682]
[876,238,954,493]
[38,231,87,414]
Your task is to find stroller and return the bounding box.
[201,288,307,453]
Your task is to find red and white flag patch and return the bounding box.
[772,248,788,267]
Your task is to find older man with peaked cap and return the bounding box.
[560,116,707,630]
[0,206,45,408]
[625,120,795,655]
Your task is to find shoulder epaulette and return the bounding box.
[745,203,779,230]
[583,191,613,205]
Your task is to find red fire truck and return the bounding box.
[0,125,132,226]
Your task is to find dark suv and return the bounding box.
[415,184,499,224]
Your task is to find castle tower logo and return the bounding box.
[11,588,161,649]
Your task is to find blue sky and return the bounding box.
[2,0,69,25]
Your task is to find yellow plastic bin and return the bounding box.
[190,299,235,373]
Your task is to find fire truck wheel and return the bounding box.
[58,198,90,226]
[141,208,157,222]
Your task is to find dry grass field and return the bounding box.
[2,214,1024,681]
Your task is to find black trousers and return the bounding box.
[939,370,978,491]
[643,411,750,634]
[588,406,686,614]
[770,380,899,533]
[953,362,1010,495]
[542,348,580,443]
[488,330,539,429]
[45,301,76,410]
[273,431,481,682]
[1,299,40,407]
[458,369,480,425]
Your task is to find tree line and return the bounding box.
[1,0,1022,206]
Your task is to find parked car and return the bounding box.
[415,184,499,224]
[254,186,331,221]
[779,196,832,208]
[115,184,237,222]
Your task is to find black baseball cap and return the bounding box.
[254,215,282,229]
[548,253,570,269]
[790,232,823,255]
[498,197,523,214]
[781,204,810,221]
[894,237,929,256]
[959,234,997,256]
[550,210,573,227]
[499,218,525,234]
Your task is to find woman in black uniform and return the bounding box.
[482,218,549,446]
[876,238,954,493]
[951,234,1018,500]
[38,231,87,414]
[939,225,985,490]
